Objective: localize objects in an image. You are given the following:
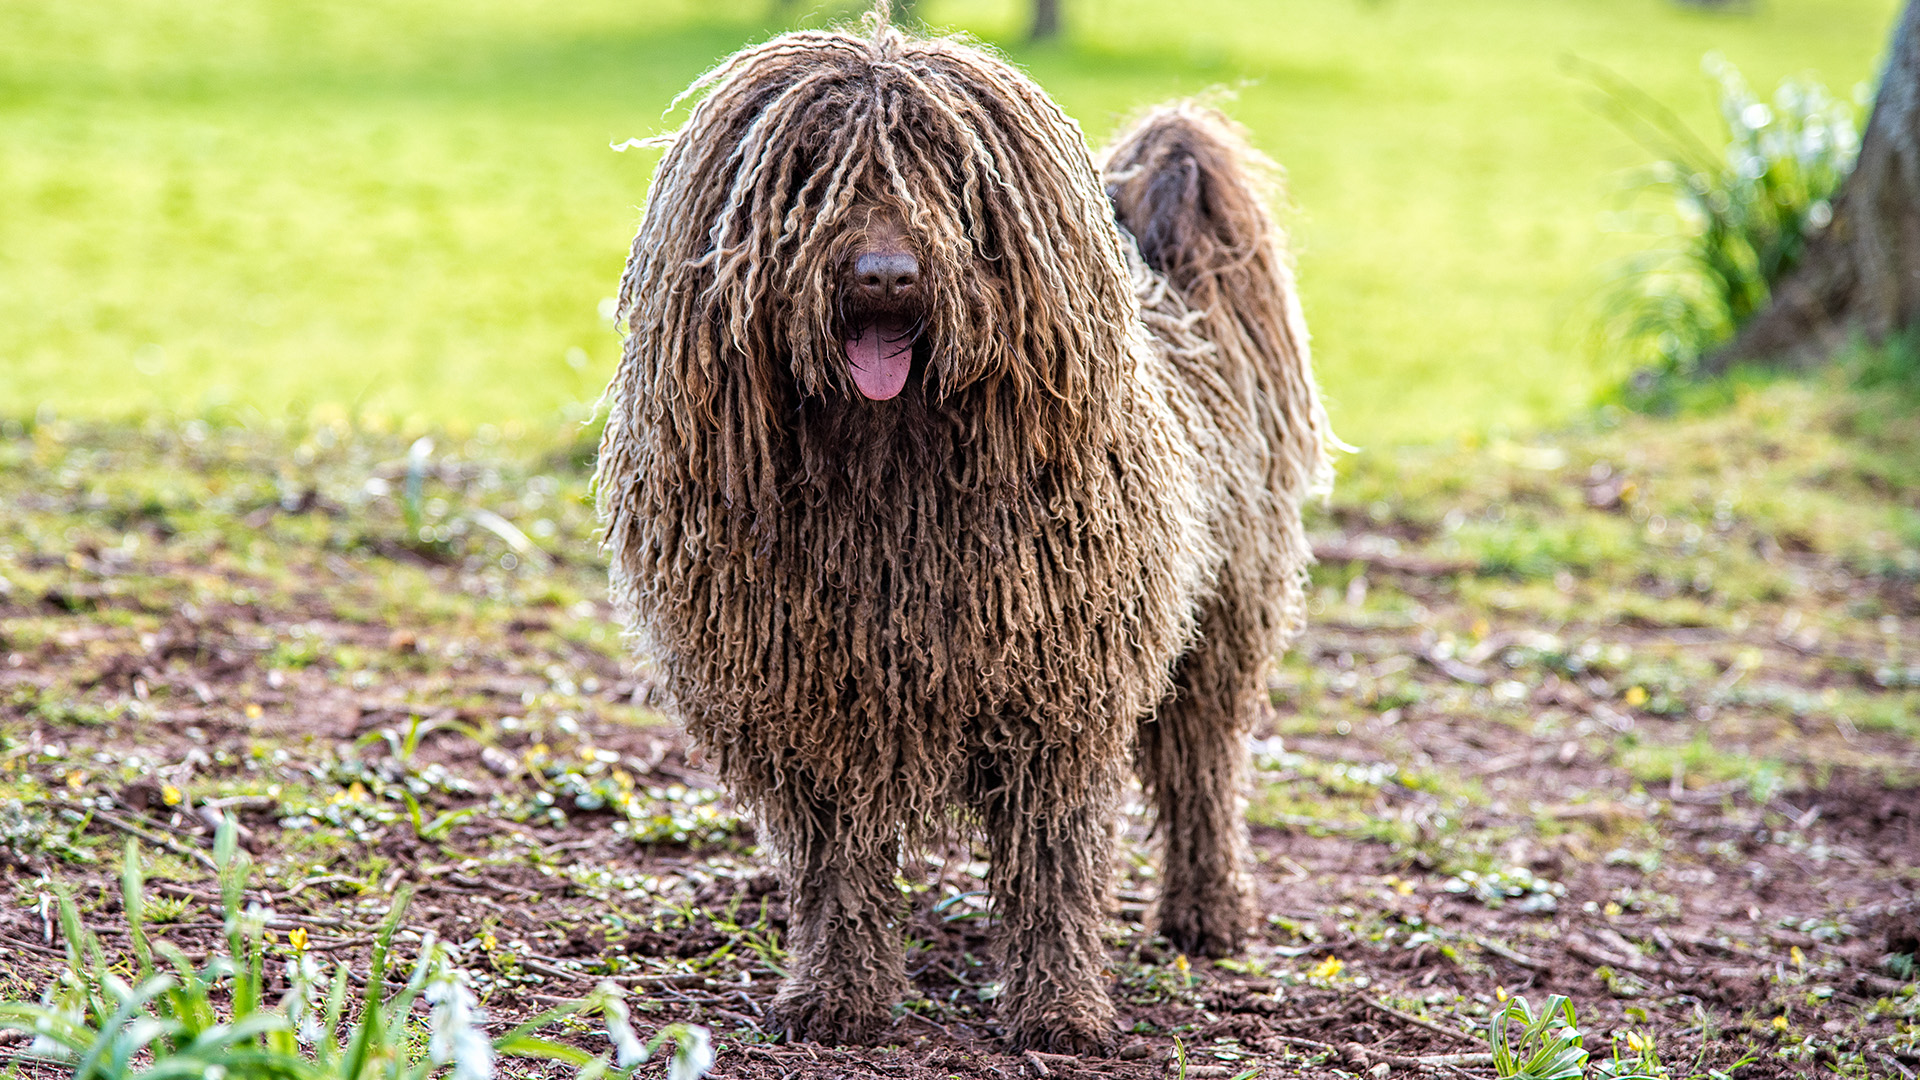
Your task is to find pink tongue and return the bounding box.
[844,318,914,401]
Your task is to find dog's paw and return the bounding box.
[768,981,891,1046]
[1157,898,1250,959]
[1005,1002,1118,1056]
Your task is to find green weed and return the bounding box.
[1590,54,1865,400]
[399,791,482,843]
[0,821,714,1080]
[1485,994,1593,1080]
[1442,866,1566,913]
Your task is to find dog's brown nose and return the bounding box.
[853,251,919,302]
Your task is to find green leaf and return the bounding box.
[493,1036,597,1065]
[121,839,152,982]
[71,973,174,1080]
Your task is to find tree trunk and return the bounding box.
[1703,0,1920,373]
[1030,0,1061,42]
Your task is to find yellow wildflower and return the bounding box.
[1310,956,1344,980]
[289,927,309,952]
[1623,686,1648,708]
[161,784,183,806]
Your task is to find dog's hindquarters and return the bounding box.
[1103,103,1330,516]
[1103,105,1332,956]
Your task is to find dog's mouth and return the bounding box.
[842,315,924,402]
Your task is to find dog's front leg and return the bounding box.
[980,762,1120,1055]
[764,788,908,1046]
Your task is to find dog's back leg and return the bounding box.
[1134,596,1260,957]
[1104,106,1332,957]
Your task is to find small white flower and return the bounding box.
[598,986,646,1068]
[666,1025,714,1080]
[282,955,326,1043]
[425,956,494,1080]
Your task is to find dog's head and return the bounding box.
[612,20,1138,474]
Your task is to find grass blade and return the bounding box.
[121,839,152,982]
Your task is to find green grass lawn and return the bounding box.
[0,0,1900,444]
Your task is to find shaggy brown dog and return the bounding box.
[595,17,1332,1053]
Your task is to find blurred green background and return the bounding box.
[0,0,1899,444]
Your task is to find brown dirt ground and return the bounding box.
[2,410,1917,1079]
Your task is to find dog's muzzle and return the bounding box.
[843,249,923,401]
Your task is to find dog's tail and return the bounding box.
[1101,103,1335,507]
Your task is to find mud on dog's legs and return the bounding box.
[977,755,1120,1054]
[764,787,908,1045]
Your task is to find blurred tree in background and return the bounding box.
[1030,0,1060,40]
[1707,0,1920,373]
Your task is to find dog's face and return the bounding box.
[838,208,928,402]
[617,23,1141,470]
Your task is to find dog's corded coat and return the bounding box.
[597,20,1331,1050]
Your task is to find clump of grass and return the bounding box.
[1587,53,1864,401]
[1848,321,1920,396]
[0,818,713,1080]
[1485,994,1590,1079]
